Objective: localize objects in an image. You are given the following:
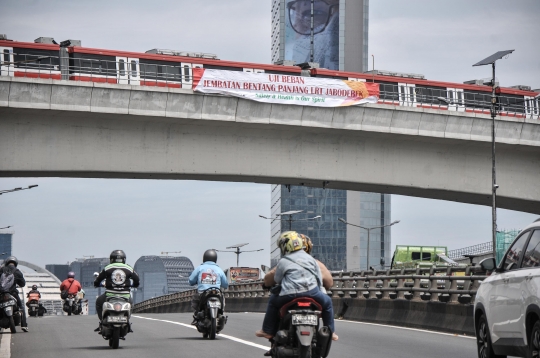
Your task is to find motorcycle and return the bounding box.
[194,288,227,339]
[100,295,132,349]
[268,297,332,358]
[63,293,81,315]
[27,299,40,317]
[0,292,21,333]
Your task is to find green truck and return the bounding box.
[390,245,460,269]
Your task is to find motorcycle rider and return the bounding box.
[255,231,337,342]
[60,271,82,300]
[1,256,28,332]
[26,284,42,308]
[93,250,140,331]
[188,249,228,325]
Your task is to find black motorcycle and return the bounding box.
[268,297,332,358]
[0,292,21,333]
[27,299,40,317]
[63,293,81,315]
[194,288,227,339]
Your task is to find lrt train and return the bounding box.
[0,35,538,119]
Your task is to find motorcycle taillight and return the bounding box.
[114,303,122,311]
[3,294,10,302]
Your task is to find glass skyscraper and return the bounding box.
[0,233,13,258]
[271,185,391,271]
[271,0,369,72]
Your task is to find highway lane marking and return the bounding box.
[132,315,269,351]
[0,329,11,358]
[336,319,476,339]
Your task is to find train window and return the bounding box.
[131,60,137,77]
[3,49,9,63]
[457,91,464,105]
[119,60,125,76]
[183,65,190,82]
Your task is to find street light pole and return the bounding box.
[339,218,400,270]
[473,49,514,262]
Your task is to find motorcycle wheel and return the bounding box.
[209,317,217,340]
[299,345,311,358]
[111,328,120,349]
[9,316,16,333]
[67,307,72,316]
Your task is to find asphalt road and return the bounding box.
[2,312,485,358]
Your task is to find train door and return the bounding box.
[524,95,539,118]
[116,57,140,85]
[0,47,14,77]
[447,88,465,112]
[398,83,416,106]
[181,63,203,89]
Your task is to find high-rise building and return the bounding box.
[271,0,369,72]
[271,186,391,271]
[0,233,13,258]
[133,255,195,304]
[45,264,70,282]
[270,1,391,271]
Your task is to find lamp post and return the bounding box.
[216,243,263,267]
[259,210,321,231]
[339,218,400,270]
[472,50,514,261]
[0,185,38,195]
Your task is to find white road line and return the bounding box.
[336,319,476,339]
[0,329,11,358]
[132,315,269,351]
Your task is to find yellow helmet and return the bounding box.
[300,234,313,255]
[278,231,303,255]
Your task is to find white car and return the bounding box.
[474,218,540,358]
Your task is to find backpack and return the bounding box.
[0,267,15,293]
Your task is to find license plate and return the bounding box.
[30,304,39,307]
[208,301,221,308]
[107,316,128,323]
[0,300,15,308]
[292,314,318,326]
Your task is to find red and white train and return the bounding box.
[1,35,538,119]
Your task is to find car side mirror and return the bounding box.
[479,258,497,272]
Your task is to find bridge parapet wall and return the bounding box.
[133,267,485,335]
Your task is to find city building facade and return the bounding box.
[271,185,391,271]
[133,255,194,304]
[45,264,70,282]
[271,0,369,72]
[0,233,13,258]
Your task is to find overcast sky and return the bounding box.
[0,0,538,270]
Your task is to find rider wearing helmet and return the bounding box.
[188,249,228,324]
[26,284,42,301]
[2,256,29,332]
[94,250,140,329]
[255,231,337,341]
[60,271,82,298]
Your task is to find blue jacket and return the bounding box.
[189,262,229,293]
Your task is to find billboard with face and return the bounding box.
[285,0,339,70]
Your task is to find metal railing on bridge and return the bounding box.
[133,265,488,313]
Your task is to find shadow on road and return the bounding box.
[70,346,128,350]
[168,337,207,341]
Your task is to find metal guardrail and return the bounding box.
[133,266,488,313]
[1,54,539,120]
